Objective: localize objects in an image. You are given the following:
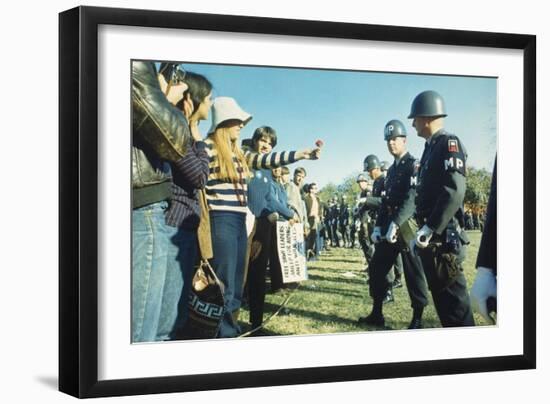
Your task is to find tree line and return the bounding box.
[317,166,492,211]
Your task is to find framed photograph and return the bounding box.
[59,5,536,398]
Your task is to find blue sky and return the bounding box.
[176,61,497,188]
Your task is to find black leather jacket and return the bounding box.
[132,61,191,208]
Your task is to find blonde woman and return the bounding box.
[205,97,320,337]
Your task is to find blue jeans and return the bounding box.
[156,227,198,340]
[132,200,172,342]
[209,211,247,338]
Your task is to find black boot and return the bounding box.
[408,307,424,329]
[358,300,385,327]
[357,312,385,327]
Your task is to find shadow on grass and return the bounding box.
[262,302,361,327]
[306,273,367,286]
[297,285,366,299]
[261,302,400,334]
[316,257,364,264]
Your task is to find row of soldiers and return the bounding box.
[322,161,391,250]
[353,90,480,329]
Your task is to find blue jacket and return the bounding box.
[248,168,294,219]
[270,180,295,220]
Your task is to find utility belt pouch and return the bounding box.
[399,217,418,245]
[445,226,461,254]
[424,245,462,293]
[436,251,461,292]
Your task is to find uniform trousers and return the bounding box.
[340,223,350,247]
[369,238,429,309]
[416,243,475,327]
[393,253,404,281]
[358,224,375,265]
[330,222,340,247]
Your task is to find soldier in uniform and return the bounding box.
[357,120,429,328]
[323,200,333,248]
[379,159,405,287]
[464,209,473,230]
[330,196,341,247]
[349,197,358,249]
[355,174,375,269]
[410,90,475,327]
[358,155,396,302]
[472,210,480,230]
[339,195,351,247]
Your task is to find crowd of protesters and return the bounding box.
[131,61,322,341]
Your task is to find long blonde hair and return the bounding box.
[209,127,250,182]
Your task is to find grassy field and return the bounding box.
[238,230,489,336]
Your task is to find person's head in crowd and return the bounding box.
[272,166,283,182]
[356,173,369,192]
[309,183,318,195]
[364,155,382,181]
[159,64,213,122]
[293,167,307,187]
[241,138,254,153]
[281,166,291,185]
[207,97,253,182]
[408,90,447,139]
[177,71,213,122]
[384,119,408,160]
[252,126,277,155]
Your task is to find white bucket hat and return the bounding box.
[207,96,253,135]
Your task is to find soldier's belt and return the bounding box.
[416,215,429,226]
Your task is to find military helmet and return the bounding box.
[356,173,367,183]
[408,90,447,119]
[380,161,390,172]
[384,119,407,141]
[364,154,380,172]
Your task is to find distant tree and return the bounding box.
[318,172,362,205]
[465,167,492,210]
[337,173,362,204]
[318,182,338,204]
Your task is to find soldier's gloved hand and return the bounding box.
[385,222,399,243]
[415,225,433,249]
[471,267,497,323]
[371,227,382,243]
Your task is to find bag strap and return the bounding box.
[199,259,225,294]
[197,189,213,260]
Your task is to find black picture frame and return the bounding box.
[59,5,536,399]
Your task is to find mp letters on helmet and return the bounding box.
[443,137,466,175]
